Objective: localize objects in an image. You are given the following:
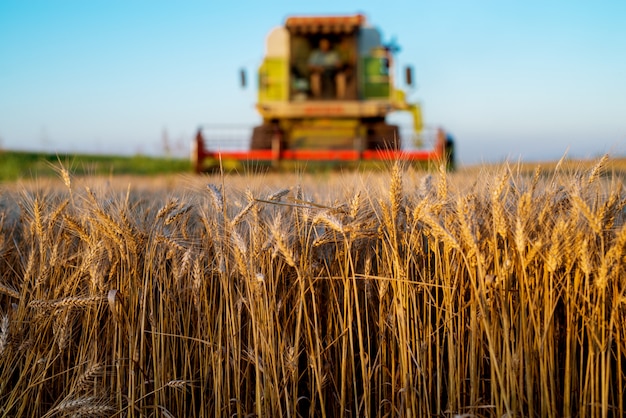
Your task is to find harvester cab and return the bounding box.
[193,14,454,172]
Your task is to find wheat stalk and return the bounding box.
[270,213,296,268]
[156,198,180,220]
[0,314,9,356]
[165,379,194,389]
[29,295,105,311]
[587,153,609,186]
[0,282,19,299]
[231,199,256,227]
[268,188,290,201]
[491,170,510,238]
[164,204,192,226]
[207,183,224,212]
[389,161,403,225]
[571,192,602,235]
[313,211,345,234]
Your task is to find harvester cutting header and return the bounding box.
[193,13,454,171]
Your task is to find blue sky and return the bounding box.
[1,1,625,165]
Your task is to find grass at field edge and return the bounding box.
[0,150,192,182]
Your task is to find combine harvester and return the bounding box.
[193,13,454,172]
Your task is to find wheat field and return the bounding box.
[0,158,625,417]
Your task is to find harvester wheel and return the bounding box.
[250,124,276,150]
[444,134,456,171]
[367,124,400,150]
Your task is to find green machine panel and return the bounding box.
[361,55,390,99]
[258,58,288,102]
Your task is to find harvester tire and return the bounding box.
[250,124,275,150]
[367,124,400,151]
[444,135,456,171]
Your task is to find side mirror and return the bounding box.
[240,68,247,88]
[405,66,413,87]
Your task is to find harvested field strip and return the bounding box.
[0,159,625,417]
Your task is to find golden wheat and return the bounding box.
[0,159,624,416]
